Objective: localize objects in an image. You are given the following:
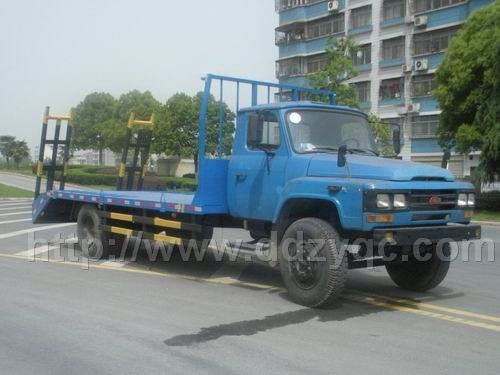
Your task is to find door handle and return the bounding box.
[236,173,247,181]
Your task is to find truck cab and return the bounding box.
[225,99,480,307]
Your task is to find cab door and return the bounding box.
[228,110,287,220]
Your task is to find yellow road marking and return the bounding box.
[1,252,499,332]
[343,294,500,332]
[347,290,500,324]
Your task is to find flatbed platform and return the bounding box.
[33,188,229,223]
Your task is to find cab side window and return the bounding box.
[247,111,281,150]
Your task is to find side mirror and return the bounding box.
[393,127,401,156]
[338,145,347,167]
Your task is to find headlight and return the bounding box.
[376,194,391,209]
[393,194,407,209]
[467,193,476,207]
[458,193,468,207]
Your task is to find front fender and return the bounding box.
[273,177,364,230]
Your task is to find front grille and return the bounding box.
[410,190,458,211]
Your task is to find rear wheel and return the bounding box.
[279,218,347,307]
[77,205,123,259]
[385,243,451,292]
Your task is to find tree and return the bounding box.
[309,37,360,107]
[368,114,395,157]
[11,140,30,167]
[434,1,500,183]
[0,136,16,166]
[153,93,235,171]
[0,136,30,168]
[153,93,199,159]
[72,93,119,165]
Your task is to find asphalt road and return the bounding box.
[0,172,86,192]
[1,198,499,374]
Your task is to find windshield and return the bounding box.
[286,110,376,155]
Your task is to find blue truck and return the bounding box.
[33,74,481,307]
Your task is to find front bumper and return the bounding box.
[373,225,482,246]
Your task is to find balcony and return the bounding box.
[411,138,442,153]
[278,33,345,59]
[279,0,345,26]
[380,57,405,68]
[354,63,372,72]
[348,24,373,35]
[379,97,405,106]
[380,16,405,28]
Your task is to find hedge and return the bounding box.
[476,192,500,211]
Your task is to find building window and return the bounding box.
[353,44,372,65]
[382,37,405,60]
[275,0,324,12]
[412,74,437,97]
[306,14,345,39]
[355,81,371,103]
[413,27,459,55]
[350,6,372,30]
[414,0,465,13]
[307,54,329,74]
[380,78,404,101]
[276,57,305,78]
[275,28,305,45]
[383,0,406,20]
[411,115,439,138]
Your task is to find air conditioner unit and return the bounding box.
[402,64,412,74]
[328,0,339,12]
[414,15,428,27]
[407,103,421,113]
[415,58,429,71]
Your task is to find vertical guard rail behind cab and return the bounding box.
[196,74,337,194]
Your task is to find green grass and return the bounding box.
[473,210,500,222]
[0,183,33,198]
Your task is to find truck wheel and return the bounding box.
[279,218,347,308]
[385,243,451,292]
[77,205,118,259]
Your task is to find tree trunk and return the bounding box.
[99,147,104,166]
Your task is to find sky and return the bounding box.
[0,0,278,154]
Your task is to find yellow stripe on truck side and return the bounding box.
[154,233,183,246]
[110,227,134,237]
[153,218,182,230]
[109,213,134,222]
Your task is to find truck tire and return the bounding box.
[385,243,451,292]
[279,218,347,308]
[77,205,122,259]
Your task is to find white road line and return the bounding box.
[14,237,78,260]
[0,202,33,208]
[0,211,32,217]
[15,245,57,259]
[0,223,75,240]
[0,206,31,212]
[0,218,32,225]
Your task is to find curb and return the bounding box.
[0,198,33,201]
[472,220,500,227]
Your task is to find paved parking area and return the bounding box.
[1,198,499,374]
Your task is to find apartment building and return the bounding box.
[275,0,493,178]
